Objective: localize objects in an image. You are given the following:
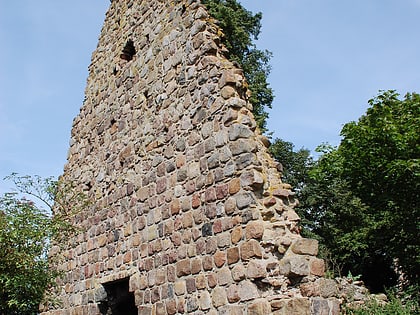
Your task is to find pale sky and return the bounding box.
[0,0,419,193]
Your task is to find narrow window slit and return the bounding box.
[120,39,136,61]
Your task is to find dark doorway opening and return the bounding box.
[98,277,137,315]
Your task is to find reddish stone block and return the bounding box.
[310,258,325,276]
[167,265,176,282]
[202,255,213,271]
[138,306,152,315]
[246,260,267,279]
[231,226,242,244]
[248,299,271,315]
[176,259,191,277]
[171,232,181,246]
[176,155,186,168]
[263,197,277,207]
[191,193,201,208]
[123,251,132,263]
[166,300,177,315]
[191,258,202,274]
[156,268,166,285]
[205,237,217,254]
[227,247,239,265]
[225,196,237,214]
[151,287,160,303]
[155,302,165,315]
[186,277,196,293]
[182,212,194,228]
[217,267,233,286]
[177,297,185,313]
[213,219,223,234]
[205,187,217,202]
[156,177,167,194]
[229,178,241,195]
[212,286,228,307]
[240,239,262,260]
[213,250,226,268]
[215,183,229,199]
[171,199,180,215]
[291,238,319,256]
[238,280,259,301]
[245,220,264,239]
[272,188,292,198]
[227,284,240,303]
[207,273,217,288]
[194,238,205,254]
[196,274,207,289]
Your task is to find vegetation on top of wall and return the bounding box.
[201,0,274,132]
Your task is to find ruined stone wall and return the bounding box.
[41,1,339,314]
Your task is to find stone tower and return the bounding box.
[41,1,340,314]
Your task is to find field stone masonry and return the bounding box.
[40,1,340,314]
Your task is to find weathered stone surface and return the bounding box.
[291,238,319,256]
[199,291,212,310]
[226,284,240,303]
[245,220,264,239]
[240,240,262,260]
[246,259,267,279]
[248,299,271,315]
[311,297,340,315]
[271,298,310,315]
[310,257,325,276]
[227,247,239,265]
[212,287,228,308]
[279,256,310,277]
[238,280,259,301]
[231,264,246,282]
[42,1,340,314]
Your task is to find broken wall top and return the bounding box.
[42,1,337,314]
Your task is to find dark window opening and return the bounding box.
[98,277,137,315]
[120,39,136,61]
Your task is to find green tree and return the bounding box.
[202,0,274,131]
[269,138,313,192]
[339,91,420,286]
[298,145,378,281]
[0,174,83,315]
[295,91,419,290]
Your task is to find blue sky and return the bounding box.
[1,0,419,193]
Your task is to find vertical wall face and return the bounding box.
[41,1,338,314]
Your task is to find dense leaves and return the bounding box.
[0,175,83,315]
[202,0,274,131]
[271,91,419,291]
[0,195,54,314]
[269,138,313,192]
[338,91,420,287]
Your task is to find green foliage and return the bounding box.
[298,144,374,280]
[269,138,313,192]
[339,90,420,285]
[344,286,419,315]
[293,91,419,290]
[202,0,274,131]
[0,174,83,315]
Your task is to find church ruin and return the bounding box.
[41,1,340,314]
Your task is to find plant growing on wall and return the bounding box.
[202,0,274,132]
